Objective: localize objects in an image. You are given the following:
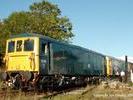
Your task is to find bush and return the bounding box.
[0,53,5,68]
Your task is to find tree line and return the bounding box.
[0,0,74,54]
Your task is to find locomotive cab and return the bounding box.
[3,33,55,89]
[5,37,39,74]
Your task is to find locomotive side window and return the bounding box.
[41,43,46,53]
[16,40,22,51]
[8,41,15,53]
[24,39,34,51]
[41,43,48,55]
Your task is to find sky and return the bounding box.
[0,0,133,57]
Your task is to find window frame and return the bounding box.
[8,41,15,53]
[16,40,23,52]
[24,39,34,51]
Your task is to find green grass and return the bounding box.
[128,81,133,87]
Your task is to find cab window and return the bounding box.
[24,39,34,51]
[8,41,15,53]
[16,40,22,51]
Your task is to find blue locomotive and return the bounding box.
[2,33,132,90]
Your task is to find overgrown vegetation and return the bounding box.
[0,53,4,69]
[0,84,133,100]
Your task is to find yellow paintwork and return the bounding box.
[106,56,113,76]
[5,37,39,72]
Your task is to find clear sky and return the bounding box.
[0,0,133,57]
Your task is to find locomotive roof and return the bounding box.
[10,33,105,57]
[10,33,44,38]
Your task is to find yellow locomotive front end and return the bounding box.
[5,37,39,73]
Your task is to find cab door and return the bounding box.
[40,40,50,75]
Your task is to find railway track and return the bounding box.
[42,85,96,99]
[0,85,96,99]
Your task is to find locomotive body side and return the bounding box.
[47,42,106,76]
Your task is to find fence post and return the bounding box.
[125,55,128,83]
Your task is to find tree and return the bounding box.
[0,21,8,53]
[0,0,74,53]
